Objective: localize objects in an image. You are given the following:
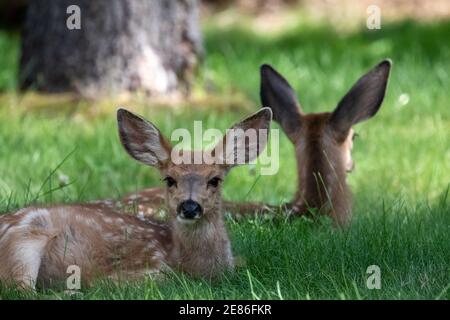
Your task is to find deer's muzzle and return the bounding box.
[177,200,203,221]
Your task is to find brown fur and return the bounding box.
[0,205,170,288]
[290,113,353,225]
[155,158,234,279]
[260,60,391,226]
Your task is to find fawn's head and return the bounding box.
[117,108,272,225]
[260,60,391,220]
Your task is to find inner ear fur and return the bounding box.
[213,107,272,167]
[117,108,172,168]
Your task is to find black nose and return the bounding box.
[177,200,203,219]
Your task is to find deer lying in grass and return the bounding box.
[259,60,392,225]
[0,108,272,289]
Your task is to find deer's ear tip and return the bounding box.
[260,64,275,75]
[379,59,392,71]
[117,107,130,118]
[256,107,273,122]
[117,108,143,122]
[259,107,273,120]
[117,108,125,122]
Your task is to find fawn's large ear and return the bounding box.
[329,59,391,141]
[260,64,302,140]
[117,108,172,168]
[213,108,272,168]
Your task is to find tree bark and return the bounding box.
[20,0,203,97]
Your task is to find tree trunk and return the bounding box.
[20,0,203,97]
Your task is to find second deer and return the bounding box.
[260,60,392,225]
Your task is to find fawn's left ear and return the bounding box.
[213,108,272,168]
[117,108,172,168]
[260,64,303,141]
[329,59,391,141]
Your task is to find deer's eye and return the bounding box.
[207,177,222,188]
[163,176,177,188]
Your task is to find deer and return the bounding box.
[259,59,392,226]
[0,107,272,289]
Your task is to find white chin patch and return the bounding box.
[176,215,197,224]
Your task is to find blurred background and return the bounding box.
[0,0,448,209]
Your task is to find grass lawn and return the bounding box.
[0,15,449,299]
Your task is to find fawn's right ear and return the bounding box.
[213,107,272,168]
[329,60,391,142]
[260,64,302,140]
[117,108,172,168]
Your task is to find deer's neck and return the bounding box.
[294,142,351,224]
[170,210,233,278]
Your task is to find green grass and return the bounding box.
[0,17,449,299]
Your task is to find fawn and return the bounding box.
[0,108,272,288]
[259,60,391,225]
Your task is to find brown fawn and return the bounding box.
[259,59,391,225]
[0,108,272,288]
